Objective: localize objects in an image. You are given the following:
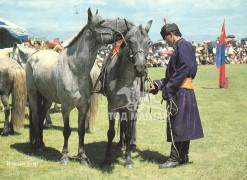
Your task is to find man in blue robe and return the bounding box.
[150,22,204,168]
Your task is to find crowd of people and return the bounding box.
[1,37,246,68]
[23,38,63,53]
[144,39,247,67]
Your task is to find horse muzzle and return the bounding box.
[134,64,147,77]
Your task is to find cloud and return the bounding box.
[88,0,107,5]
[1,0,246,42]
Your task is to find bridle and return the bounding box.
[124,26,147,65]
[87,18,127,44]
[12,45,38,68]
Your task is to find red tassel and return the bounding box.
[163,18,167,25]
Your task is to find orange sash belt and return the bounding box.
[180,78,193,90]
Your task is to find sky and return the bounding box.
[1,0,246,44]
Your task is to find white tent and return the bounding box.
[0,17,28,49]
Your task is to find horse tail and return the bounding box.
[85,62,101,132]
[85,93,99,132]
[11,67,27,129]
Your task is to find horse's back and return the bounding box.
[0,58,22,79]
[0,58,21,70]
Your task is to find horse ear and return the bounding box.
[145,20,153,33]
[96,9,98,14]
[88,8,92,23]
[124,19,130,31]
[13,42,17,48]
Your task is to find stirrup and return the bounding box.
[94,86,105,95]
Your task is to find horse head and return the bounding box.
[87,8,133,44]
[12,43,35,69]
[123,20,153,77]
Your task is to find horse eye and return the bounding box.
[98,20,105,25]
[128,40,133,46]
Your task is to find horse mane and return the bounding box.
[65,26,87,48]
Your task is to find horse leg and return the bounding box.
[28,93,43,150]
[78,104,91,165]
[102,111,116,166]
[1,95,11,136]
[60,103,71,165]
[26,63,43,149]
[117,120,125,149]
[124,112,135,168]
[130,119,137,152]
[44,110,52,126]
[54,103,59,112]
[38,98,52,147]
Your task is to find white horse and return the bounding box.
[12,43,53,125]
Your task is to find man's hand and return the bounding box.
[162,86,173,101]
[148,81,159,95]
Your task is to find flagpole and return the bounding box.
[216,19,228,89]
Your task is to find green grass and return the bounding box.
[0,64,247,179]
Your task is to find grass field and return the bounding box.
[0,64,247,179]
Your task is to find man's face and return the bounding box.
[164,33,173,46]
[24,42,31,48]
[34,43,40,50]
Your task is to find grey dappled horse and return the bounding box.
[25,8,130,165]
[13,43,101,132]
[12,43,53,125]
[101,20,152,168]
[0,58,27,136]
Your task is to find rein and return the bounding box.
[145,77,178,120]
[146,77,180,159]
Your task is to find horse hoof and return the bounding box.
[32,142,45,152]
[80,160,88,166]
[8,130,14,135]
[61,155,69,165]
[101,159,111,167]
[61,160,69,165]
[1,131,9,136]
[130,144,136,152]
[79,158,91,166]
[125,162,134,169]
[85,129,92,134]
[37,147,44,153]
[60,158,69,165]
[43,123,52,129]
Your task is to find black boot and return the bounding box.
[159,142,182,169]
[180,140,190,165]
